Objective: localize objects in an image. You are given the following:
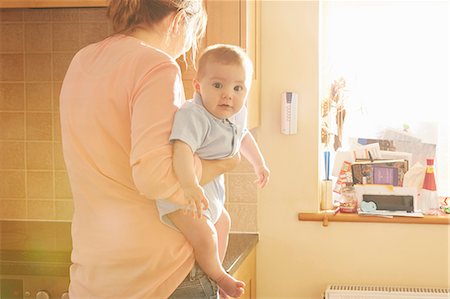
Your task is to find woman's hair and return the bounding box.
[196,44,253,85]
[108,0,207,61]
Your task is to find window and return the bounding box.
[320,1,449,196]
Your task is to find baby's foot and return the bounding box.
[216,273,245,298]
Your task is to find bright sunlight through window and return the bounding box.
[320,1,449,196]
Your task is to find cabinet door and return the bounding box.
[242,0,260,129]
[230,247,257,299]
[178,0,261,128]
[205,0,241,46]
[178,0,241,100]
[206,0,260,128]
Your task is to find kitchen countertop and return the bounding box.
[223,232,258,274]
[0,220,258,276]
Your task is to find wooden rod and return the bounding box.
[298,212,450,226]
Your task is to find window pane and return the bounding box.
[320,1,449,196]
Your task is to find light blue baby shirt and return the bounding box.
[156,92,248,227]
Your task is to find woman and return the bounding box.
[60,0,238,298]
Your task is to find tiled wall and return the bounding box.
[0,7,111,221]
[226,150,258,232]
[0,7,257,232]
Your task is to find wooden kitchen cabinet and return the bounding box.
[180,0,261,128]
[0,0,107,8]
[231,247,257,299]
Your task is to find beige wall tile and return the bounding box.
[52,8,79,22]
[26,141,53,170]
[78,8,108,22]
[0,9,24,22]
[27,171,53,198]
[24,8,51,22]
[52,53,75,81]
[26,82,52,111]
[25,23,52,53]
[0,142,25,169]
[28,199,55,220]
[0,23,24,52]
[0,199,26,219]
[0,54,24,81]
[26,112,52,140]
[226,173,257,203]
[0,170,26,198]
[55,199,73,221]
[226,203,257,232]
[55,171,72,199]
[25,53,51,81]
[80,22,108,47]
[53,113,61,141]
[0,83,25,111]
[52,23,80,51]
[52,82,62,111]
[107,22,114,35]
[53,142,66,170]
[0,112,25,140]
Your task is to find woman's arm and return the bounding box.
[130,62,191,204]
[199,153,241,186]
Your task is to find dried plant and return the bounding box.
[321,77,346,150]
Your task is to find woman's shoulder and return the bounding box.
[127,37,179,71]
[107,34,180,70]
[71,34,180,76]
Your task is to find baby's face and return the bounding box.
[194,62,249,119]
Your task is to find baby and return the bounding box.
[157,44,269,298]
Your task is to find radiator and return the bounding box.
[324,284,450,299]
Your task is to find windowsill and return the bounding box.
[298,211,450,226]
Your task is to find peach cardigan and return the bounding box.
[60,34,198,298]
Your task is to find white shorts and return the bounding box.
[156,175,225,229]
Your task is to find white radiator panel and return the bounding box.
[324,284,450,299]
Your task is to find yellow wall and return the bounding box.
[256,2,450,298]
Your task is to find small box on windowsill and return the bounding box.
[351,159,409,186]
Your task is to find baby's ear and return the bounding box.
[193,79,201,92]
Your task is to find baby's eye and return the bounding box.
[212,82,223,89]
[234,85,243,92]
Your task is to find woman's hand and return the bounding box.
[199,153,241,186]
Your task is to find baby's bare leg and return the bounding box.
[168,210,245,298]
[215,208,231,263]
[214,209,232,299]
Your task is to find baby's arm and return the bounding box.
[172,140,208,218]
[240,132,270,188]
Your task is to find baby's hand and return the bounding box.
[182,185,209,219]
[254,164,270,188]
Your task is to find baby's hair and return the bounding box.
[196,44,253,85]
